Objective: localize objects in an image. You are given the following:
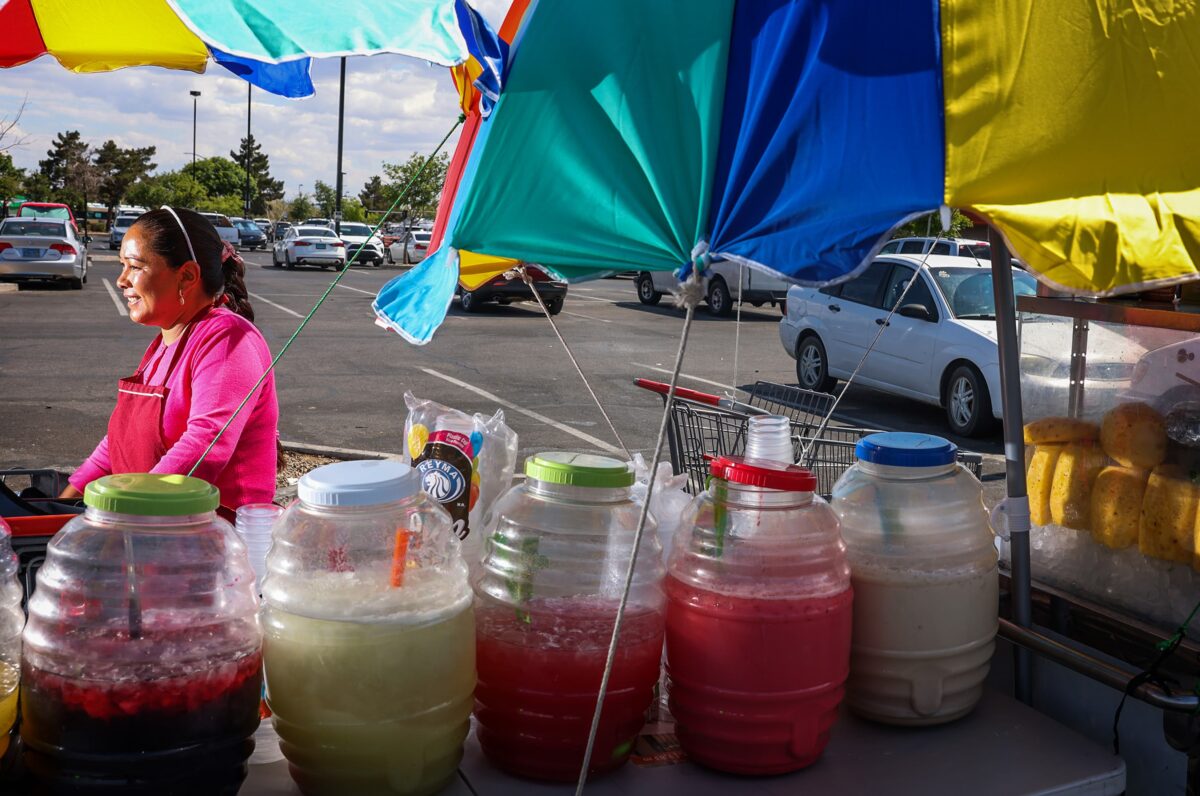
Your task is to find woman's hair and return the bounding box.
[130,208,255,322]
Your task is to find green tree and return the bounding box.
[358,175,388,213]
[181,156,252,202]
[196,194,243,217]
[287,194,315,221]
[126,171,207,210]
[381,151,449,226]
[0,153,24,217]
[20,171,51,203]
[38,130,91,213]
[341,197,367,223]
[312,180,337,218]
[230,134,283,215]
[93,141,157,216]
[892,209,971,239]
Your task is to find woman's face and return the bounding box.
[117,227,197,327]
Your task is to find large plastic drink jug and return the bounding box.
[665,416,853,774]
[0,519,22,764]
[20,475,262,794]
[262,460,474,796]
[832,433,998,725]
[474,452,665,781]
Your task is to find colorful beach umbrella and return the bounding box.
[373,0,1200,344]
[0,0,503,100]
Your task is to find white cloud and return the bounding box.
[0,0,511,200]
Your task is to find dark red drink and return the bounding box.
[475,598,664,781]
[665,576,853,774]
[20,650,262,794]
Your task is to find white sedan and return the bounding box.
[272,225,346,270]
[780,254,1039,436]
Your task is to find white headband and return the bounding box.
[160,206,198,265]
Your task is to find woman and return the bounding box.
[62,207,279,518]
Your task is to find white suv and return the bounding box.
[198,212,240,247]
[635,261,789,317]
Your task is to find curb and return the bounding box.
[281,440,402,461]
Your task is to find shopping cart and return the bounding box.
[1,468,80,608]
[633,379,984,497]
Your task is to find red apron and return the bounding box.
[106,315,234,520]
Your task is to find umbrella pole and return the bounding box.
[988,225,1033,704]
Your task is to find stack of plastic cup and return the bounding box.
[235,503,282,595]
[234,503,286,766]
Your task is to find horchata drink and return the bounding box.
[832,433,998,726]
[262,460,473,796]
[19,475,262,794]
[474,453,666,781]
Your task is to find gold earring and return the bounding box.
[179,289,185,306]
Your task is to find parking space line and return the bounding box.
[102,279,129,317]
[571,294,615,303]
[335,283,376,296]
[561,310,612,324]
[247,291,304,319]
[419,367,621,454]
[631,363,734,391]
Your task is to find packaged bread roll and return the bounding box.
[1090,466,1149,549]
[1139,465,1199,566]
[1027,444,1064,526]
[1049,442,1108,530]
[1101,402,1167,470]
[1024,417,1100,446]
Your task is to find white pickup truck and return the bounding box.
[635,262,789,316]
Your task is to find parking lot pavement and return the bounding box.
[0,242,1001,478]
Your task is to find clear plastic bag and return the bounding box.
[630,453,691,564]
[403,392,518,566]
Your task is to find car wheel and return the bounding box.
[707,277,733,317]
[796,334,836,393]
[69,277,83,290]
[337,261,346,271]
[545,297,564,315]
[779,300,787,316]
[460,289,484,313]
[945,364,994,437]
[636,274,662,306]
[403,249,412,265]
[272,249,280,267]
[386,248,395,264]
[285,252,295,270]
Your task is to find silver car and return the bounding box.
[109,213,140,250]
[272,225,346,270]
[0,217,89,289]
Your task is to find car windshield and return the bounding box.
[297,228,336,238]
[413,232,431,242]
[236,221,259,231]
[1,221,66,237]
[114,217,137,228]
[930,267,1036,320]
[958,244,991,260]
[340,224,371,236]
[21,207,70,220]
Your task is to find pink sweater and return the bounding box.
[70,308,279,511]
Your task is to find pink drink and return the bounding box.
[665,576,853,774]
[475,598,664,781]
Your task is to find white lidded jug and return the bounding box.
[831,433,997,725]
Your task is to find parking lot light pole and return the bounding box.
[244,83,252,218]
[189,90,201,167]
[334,57,346,236]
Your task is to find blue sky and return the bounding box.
[0,0,507,200]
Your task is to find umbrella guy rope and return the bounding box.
[515,266,631,459]
[185,115,466,477]
[574,266,705,795]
